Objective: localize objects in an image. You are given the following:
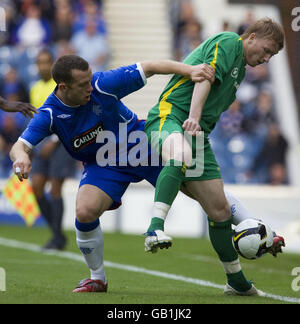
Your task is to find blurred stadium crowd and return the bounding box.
[0,0,289,185]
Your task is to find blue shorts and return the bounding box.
[79,162,163,209]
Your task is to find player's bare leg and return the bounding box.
[73,184,112,293]
[145,132,193,253]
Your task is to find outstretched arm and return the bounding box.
[0,96,37,118]
[140,60,215,84]
[10,140,32,182]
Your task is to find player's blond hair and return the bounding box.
[241,17,285,50]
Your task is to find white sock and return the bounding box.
[224,189,255,226]
[76,224,106,282]
[221,258,242,274]
[90,264,106,281]
[153,202,171,221]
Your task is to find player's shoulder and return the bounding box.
[205,32,243,58]
[91,71,119,100]
[216,31,240,40]
[91,63,142,100]
[91,64,138,83]
[209,31,241,47]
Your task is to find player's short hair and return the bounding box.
[241,17,285,51]
[52,55,90,85]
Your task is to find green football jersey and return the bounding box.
[147,32,246,134]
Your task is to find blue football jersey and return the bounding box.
[20,63,149,165]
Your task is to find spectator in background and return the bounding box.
[176,19,203,61]
[255,89,276,124]
[237,9,255,35]
[169,0,198,61]
[245,63,270,88]
[0,0,17,46]
[242,88,276,138]
[71,19,109,72]
[0,67,33,137]
[218,100,244,138]
[52,0,74,43]
[249,123,288,184]
[237,64,270,106]
[12,4,51,47]
[53,39,76,58]
[0,66,29,104]
[30,48,76,250]
[72,0,106,35]
[0,114,23,147]
[14,0,56,21]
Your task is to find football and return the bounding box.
[233,219,274,260]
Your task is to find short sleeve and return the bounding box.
[19,108,53,148]
[92,63,147,100]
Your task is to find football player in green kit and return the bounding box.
[144,18,285,296]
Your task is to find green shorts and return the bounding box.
[145,114,221,181]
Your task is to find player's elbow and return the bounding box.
[140,61,155,78]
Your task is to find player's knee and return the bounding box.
[209,201,231,222]
[76,205,99,223]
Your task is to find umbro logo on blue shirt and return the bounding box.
[57,114,72,119]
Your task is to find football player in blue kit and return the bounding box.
[9,54,215,292]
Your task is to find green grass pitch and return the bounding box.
[0,225,299,305]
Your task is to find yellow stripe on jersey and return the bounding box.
[210,41,219,70]
[158,76,189,135]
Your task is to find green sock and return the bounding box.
[147,217,165,232]
[147,160,186,233]
[208,218,252,292]
[226,271,252,292]
[154,159,186,205]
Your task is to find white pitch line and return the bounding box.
[0,236,299,304]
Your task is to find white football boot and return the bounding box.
[224,283,266,297]
[144,230,172,253]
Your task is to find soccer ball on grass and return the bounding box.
[233,219,274,260]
